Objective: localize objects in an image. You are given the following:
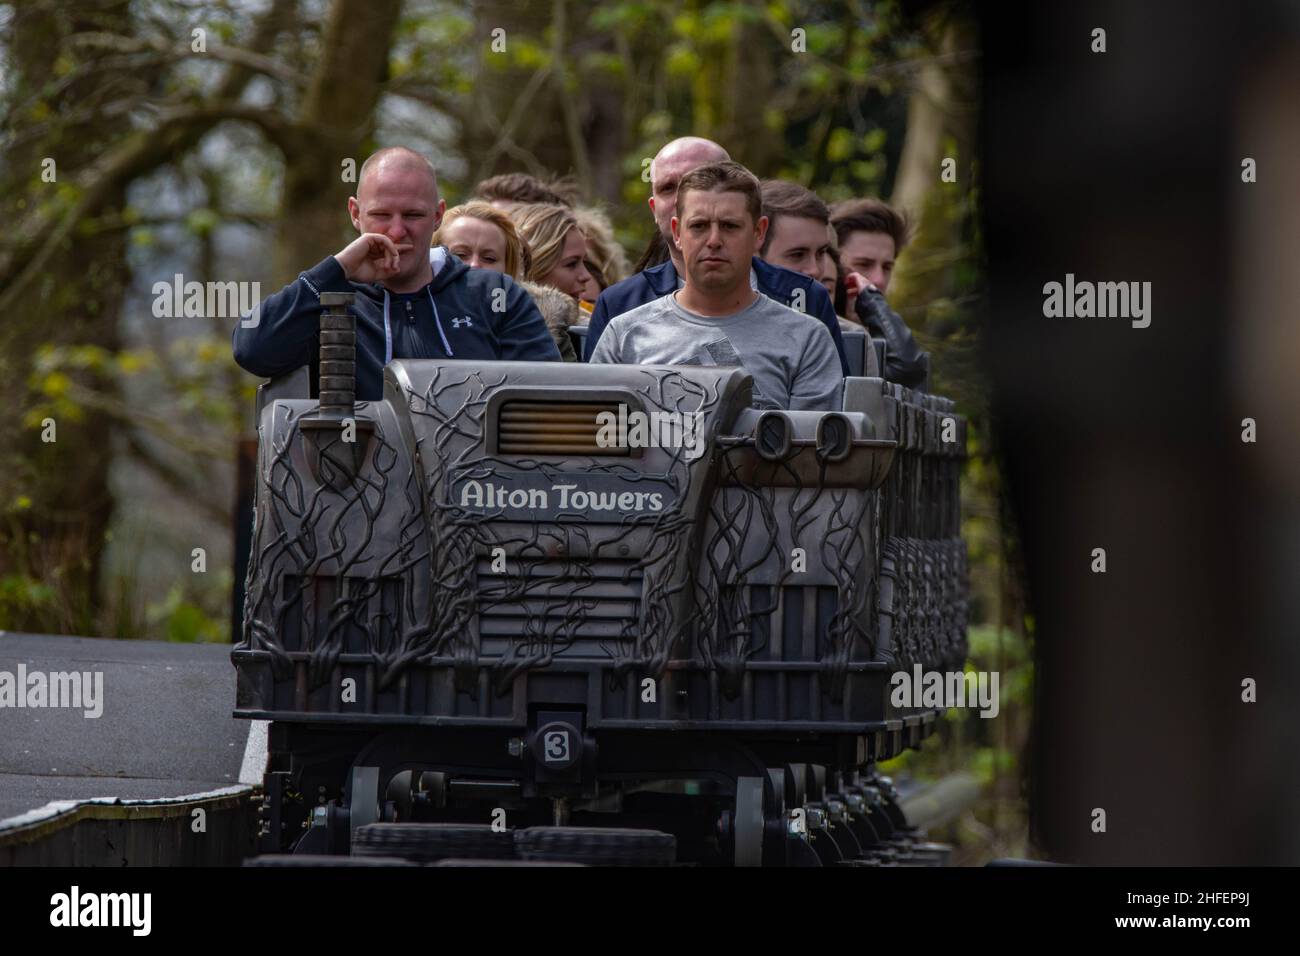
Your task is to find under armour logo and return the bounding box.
[451,316,473,329]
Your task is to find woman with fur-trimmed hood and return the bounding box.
[511,203,599,355]
[432,201,579,361]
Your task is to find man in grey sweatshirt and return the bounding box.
[589,162,843,412]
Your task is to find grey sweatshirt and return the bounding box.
[588,291,843,411]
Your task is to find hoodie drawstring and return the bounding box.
[382,287,454,361]
[428,289,453,357]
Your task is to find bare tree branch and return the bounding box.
[123,429,232,527]
[3,95,149,151]
[70,210,277,237]
[0,0,300,324]
[0,102,297,316]
[61,378,232,461]
[469,66,553,184]
[385,75,472,126]
[68,30,308,86]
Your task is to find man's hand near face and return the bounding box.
[842,271,878,300]
[334,233,413,284]
[844,269,929,389]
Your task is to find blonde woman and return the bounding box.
[433,201,527,277]
[434,202,575,360]
[573,205,629,305]
[512,203,593,303]
[511,204,595,353]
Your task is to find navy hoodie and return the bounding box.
[233,248,561,399]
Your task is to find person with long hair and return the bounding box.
[512,203,593,301]
[511,203,595,357]
[572,206,629,307]
[433,201,527,278]
[630,228,671,275]
[433,201,576,360]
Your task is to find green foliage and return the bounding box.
[580,51,626,76]
[0,574,59,620]
[589,1,658,31]
[664,43,701,78]
[880,617,1036,862]
[506,38,550,71]
[146,583,226,643]
[184,208,220,237]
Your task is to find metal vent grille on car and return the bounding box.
[476,557,642,640]
[497,399,629,456]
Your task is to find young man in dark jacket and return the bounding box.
[580,138,849,375]
[233,147,560,399]
[830,197,928,389]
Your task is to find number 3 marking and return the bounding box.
[544,731,569,763]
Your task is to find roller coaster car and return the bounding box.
[233,295,969,866]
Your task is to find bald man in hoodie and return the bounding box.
[233,146,560,398]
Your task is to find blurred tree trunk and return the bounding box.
[887,5,978,324]
[726,17,779,174]
[0,0,300,635]
[583,73,626,204]
[271,0,403,286]
[890,6,968,218]
[0,1,134,635]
